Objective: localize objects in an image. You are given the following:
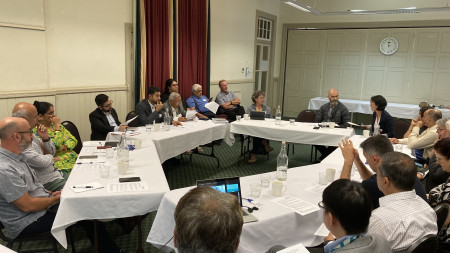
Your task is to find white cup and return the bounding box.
[363,130,370,137]
[118,161,128,175]
[271,181,287,197]
[319,171,328,185]
[193,116,198,122]
[243,114,249,120]
[329,122,335,129]
[134,139,142,149]
[154,123,161,132]
[326,168,336,182]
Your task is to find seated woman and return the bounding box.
[161,78,189,110]
[246,91,273,164]
[428,138,450,252]
[33,101,78,174]
[363,95,394,137]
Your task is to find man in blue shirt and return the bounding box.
[186,84,215,119]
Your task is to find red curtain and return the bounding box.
[178,0,208,99]
[144,0,170,94]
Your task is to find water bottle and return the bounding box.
[275,105,282,125]
[276,142,288,181]
[117,134,129,162]
[164,112,171,131]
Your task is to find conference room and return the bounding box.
[1,0,450,252]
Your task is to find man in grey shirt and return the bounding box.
[12,102,66,191]
[0,117,60,239]
[215,80,245,121]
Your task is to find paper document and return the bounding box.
[76,157,106,164]
[186,110,197,120]
[205,102,219,114]
[277,243,310,253]
[212,118,229,123]
[83,141,104,147]
[314,223,330,237]
[347,122,360,127]
[304,184,327,194]
[122,115,138,125]
[271,195,319,216]
[70,181,104,193]
[107,182,149,192]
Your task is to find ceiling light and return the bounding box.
[284,1,311,12]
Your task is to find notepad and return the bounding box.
[271,195,319,216]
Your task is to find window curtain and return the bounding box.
[177,0,209,99]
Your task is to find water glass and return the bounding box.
[250,183,261,198]
[260,174,271,188]
[319,171,328,185]
[236,115,242,121]
[106,148,115,159]
[289,119,295,126]
[146,124,153,132]
[99,164,110,179]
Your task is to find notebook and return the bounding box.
[197,177,258,223]
[250,111,266,120]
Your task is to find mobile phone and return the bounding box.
[79,155,98,159]
[119,177,141,183]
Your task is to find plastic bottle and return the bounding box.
[275,105,282,125]
[276,142,288,181]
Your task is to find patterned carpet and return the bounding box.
[1,138,317,253]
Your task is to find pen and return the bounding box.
[76,162,93,164]
[73,186,93,188]
[99,142,102,146]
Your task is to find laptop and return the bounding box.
[196,177,258,223]
[250,111,266,120]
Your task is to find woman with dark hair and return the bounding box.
[363,95,394,137]
[428,138,450,251]
[33,101,78,173]
[161,79,189,109]
[246,91,273,163]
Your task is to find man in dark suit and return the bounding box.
[135,86,164,126]
[89,94,127,140]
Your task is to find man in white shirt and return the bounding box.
[89,94,127,140]
[368,152,437,252]
[135,86,164,126]
[390,109,441,158]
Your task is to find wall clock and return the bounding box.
[379,37,398,55]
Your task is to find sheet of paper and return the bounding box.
[121,115,138,125]
[76,157,106,164]
[83,141,104,147]
[271,195,319,216]
[205,101,219,114]
[186,110,197,120]
[107,182,149,193]
[277,243,310,253]
[304,184,327,194]
[347,122,360,127]
[74,163,102,171]
[314,223,330,237]
[70,181,104,193]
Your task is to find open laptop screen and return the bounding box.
[196,177,242,206]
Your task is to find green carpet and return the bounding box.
[1,138,315,253]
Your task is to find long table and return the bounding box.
[308,97,450,119]
[50,140,170,248]
[147,163,346,253]
[230,119,354,146]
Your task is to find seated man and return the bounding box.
[12,102,66,191]
[89,94,127,140]
[391,108,442,159]
[174,187,243,253]
[339,135,426,209]
[186,84,216,119]
[368,152,437,252]
[135,86,164,126]
[315,89,350,160]
[215,80,245,122]
[162,92,187,126]
[0,117,125,253]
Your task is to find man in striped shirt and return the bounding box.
[368,152,437,252]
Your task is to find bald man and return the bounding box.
[0,117,60,239]
[12,102,66,191]
[314,89,351,160]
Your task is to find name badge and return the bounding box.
[203,99,207,101]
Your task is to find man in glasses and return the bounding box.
[162,92,187,126]
[135,86,165,126]
[12,102,66,191]
[89,94,127,140]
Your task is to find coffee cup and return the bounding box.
[326,168,336,182]
[271,181,287,197]
[329,122,335,129]
[363,130,370,137]
[154,123,161,132]
[243,114,249,120]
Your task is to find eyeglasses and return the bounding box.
[14,129,33,136]
[318,201,326,209]
[101,100,113,108]
[437,128,446,132]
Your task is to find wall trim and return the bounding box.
[0,85,128,99]
[209,79,254,85]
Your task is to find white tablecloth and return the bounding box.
[147,163,345,253]
[107,120,231,163]
[51,141,170,248]
[308,97,450,119]
[230,119,354,147]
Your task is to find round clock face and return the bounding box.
[380,38,398,55]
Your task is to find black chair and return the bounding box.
[407,234,439,253]
[0,221,59,253]
[434,202,450,232]
[394,119,410,139]
[126,111,140,127]
[61,120,83,154]
[296,110,318,162]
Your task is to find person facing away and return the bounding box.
[89,94,127,140]
[174,187,243,253]
[338,135,427,209]
[368,152,437,252]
